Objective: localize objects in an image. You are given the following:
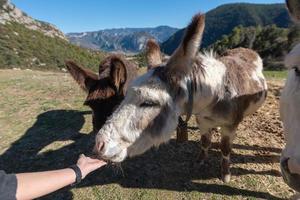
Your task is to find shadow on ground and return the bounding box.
[0,110,283,200]
[0,109,94,173]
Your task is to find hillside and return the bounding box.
[161,3,291,54]
[0,0,105,70]
[67,26,178,53]
[208,24,300,70]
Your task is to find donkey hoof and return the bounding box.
[176,127,188,143]
[222,173,231,183]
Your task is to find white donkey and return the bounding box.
[280,0,300,195]
[94,13,267,182]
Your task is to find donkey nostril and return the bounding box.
[97,141,105,153]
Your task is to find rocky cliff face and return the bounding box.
[0,0,67,40]
[67,26,178,53]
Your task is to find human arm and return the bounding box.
[15,154,106,200]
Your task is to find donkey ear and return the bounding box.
[166,13,205,73]
[286,0,300,23]
[146,39,162,70]
[65,61,98,92]
[109,57,127,94]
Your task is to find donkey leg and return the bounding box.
[196,116,214,161]
[220,133,234,183]
[176,116,188,143]
[198,131,213,161]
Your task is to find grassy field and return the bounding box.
[0,69,295,200]
[263,70,288,80]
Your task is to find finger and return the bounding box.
[90,159,107,165]
[79,154,85,158]
[86,156,104,162]
[90,163,106,171]
[86,156,97,162]
[91,160,107,168]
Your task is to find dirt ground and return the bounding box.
[0,70,295,199]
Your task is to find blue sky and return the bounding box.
[12,0,284,33]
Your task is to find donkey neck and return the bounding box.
[183,53,227,114]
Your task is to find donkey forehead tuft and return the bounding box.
[127,71,170,101]
[131,68,165,87]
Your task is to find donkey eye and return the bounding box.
[140,101,159,107]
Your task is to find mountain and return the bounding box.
[0,0,66,40]
[0,0,105,70]
[161,3,292,54]
[67,26,179,53]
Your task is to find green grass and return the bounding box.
[263,70,288,80]
[0,22,106,71]
[0,69,295,200]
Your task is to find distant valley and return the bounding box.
[68,3,293,56]
[67,26,178,53]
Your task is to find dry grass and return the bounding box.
[0,69,295,200]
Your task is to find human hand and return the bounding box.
[76,154,107,179]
